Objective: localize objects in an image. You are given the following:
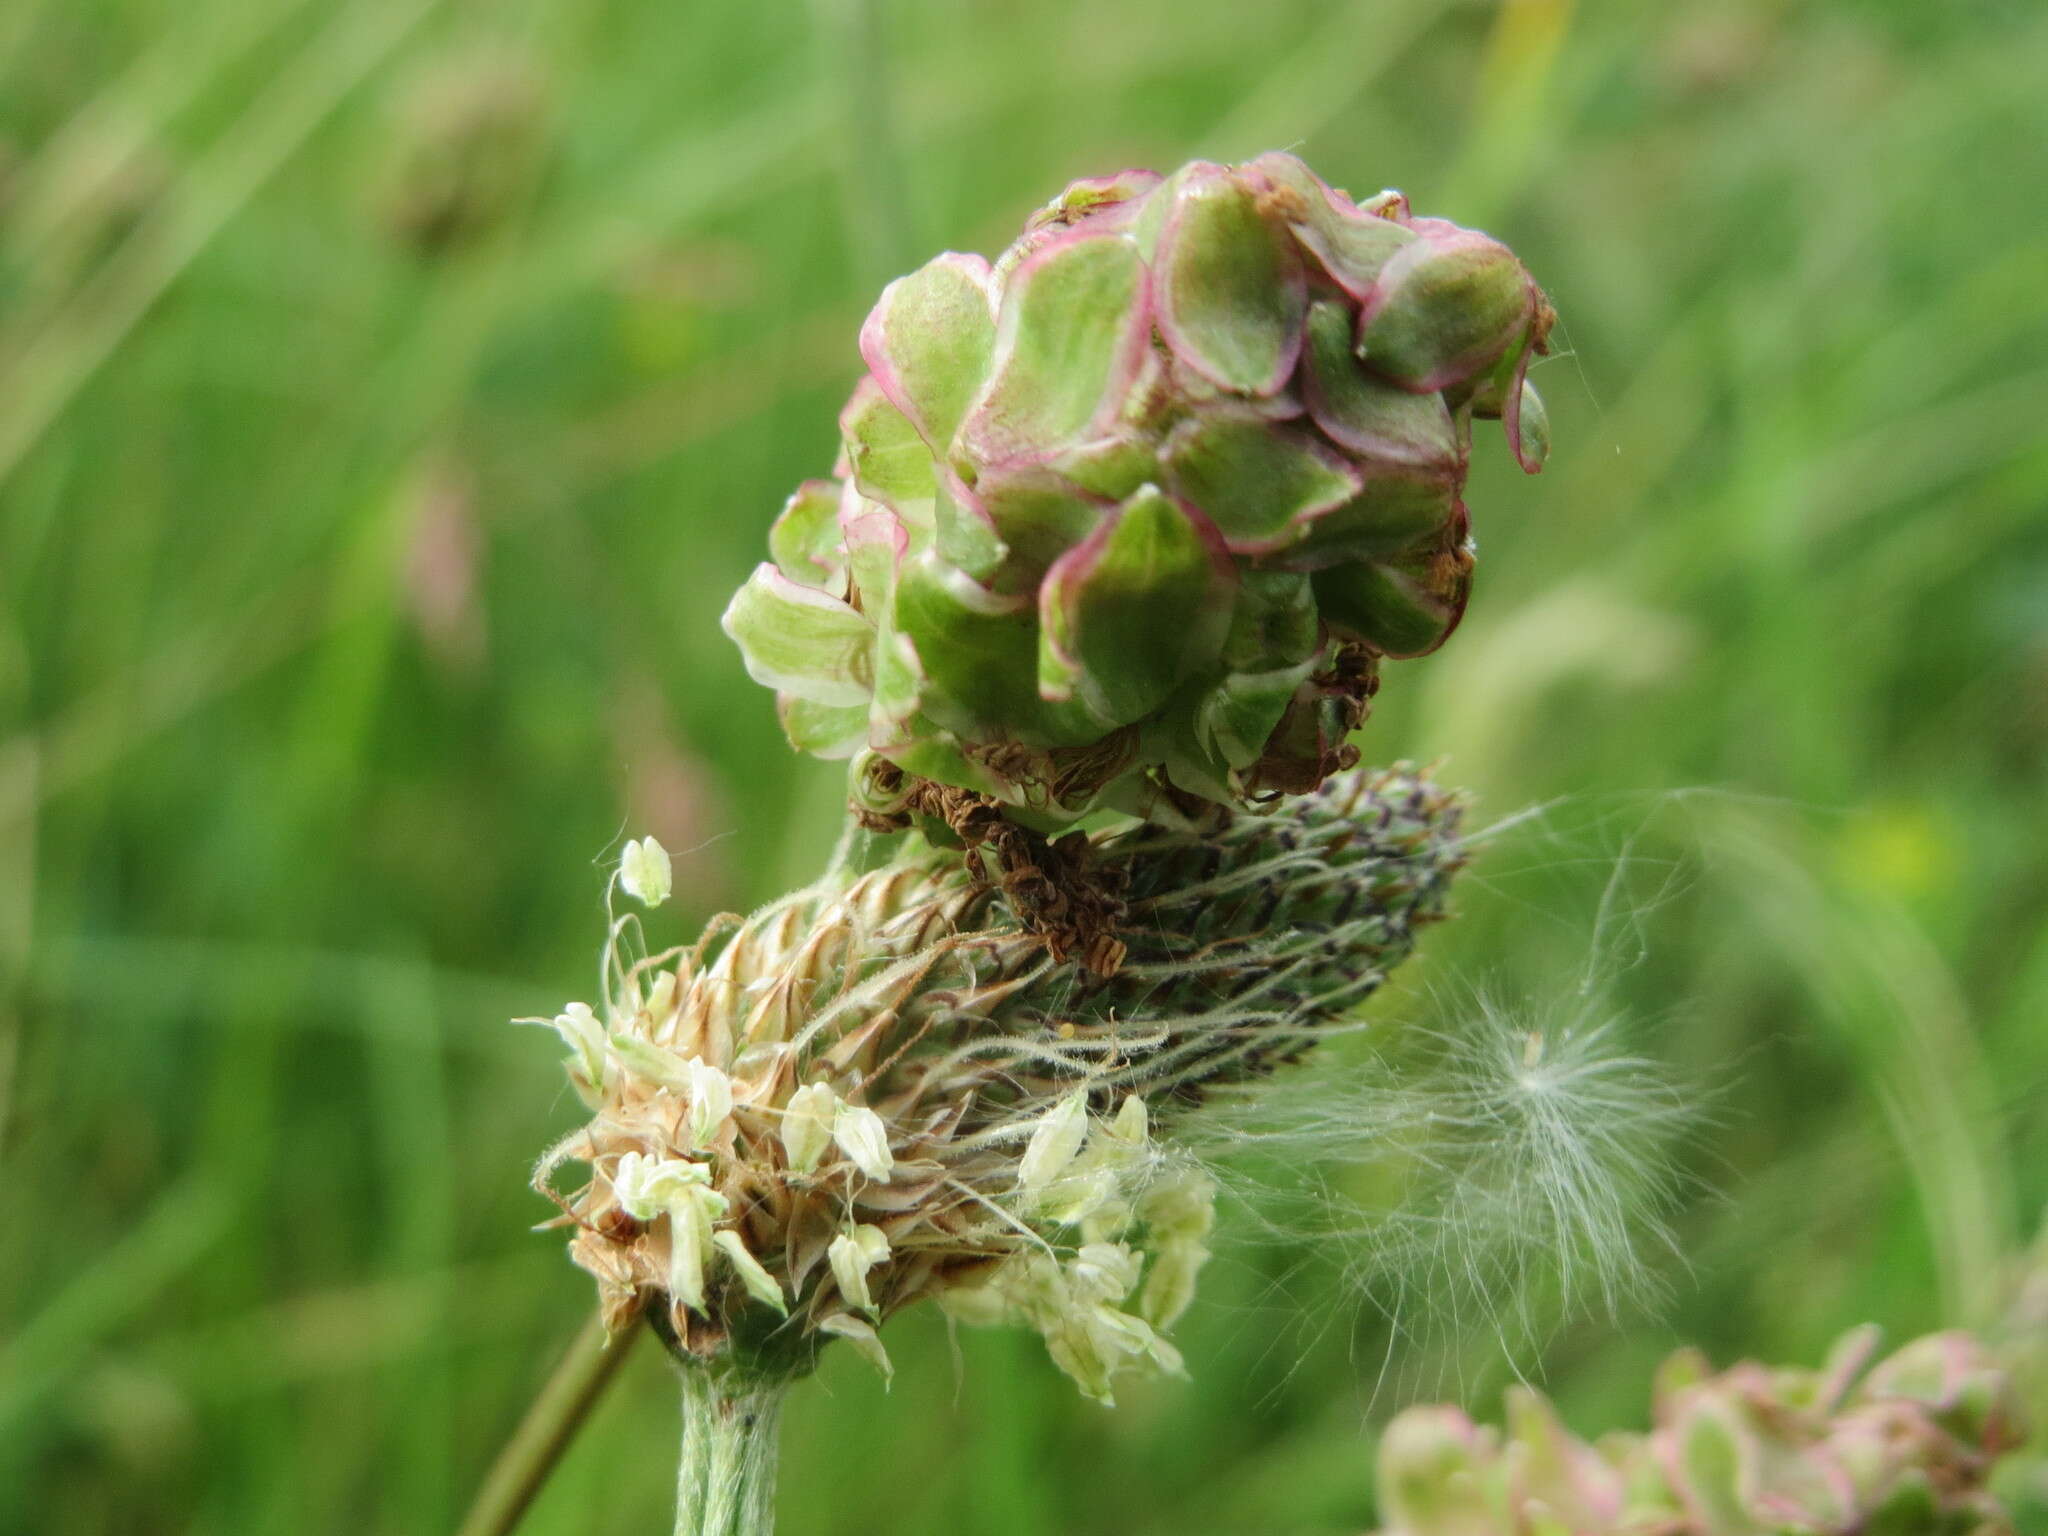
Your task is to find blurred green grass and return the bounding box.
[3,0,2046,1531]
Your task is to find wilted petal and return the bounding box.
[528,1001,607,1096]
[610,1152,712,1220]
[606,1032,694,1092]
[827,1224,890,1315]
[683,1056,733,1148]
[1138,1237,1208,1329]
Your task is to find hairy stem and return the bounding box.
[674,1366,787,1536]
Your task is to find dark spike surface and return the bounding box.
[877,767,1467,1125]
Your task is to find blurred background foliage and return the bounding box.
[2,0,2046,1531]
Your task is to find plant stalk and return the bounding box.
[455,1314,641,1536]
[674,1365,788,1536]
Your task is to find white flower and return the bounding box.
[683,1056,734,1149]
[618,836,672,907]
[527,1002,608,1100]
[1018,1089,1090,1195]
[832,1102,895,1183]
[827,1224,890,1315]
[781,1082,838,1174]
[711,1230,786,1315]
[610,1151,710,1220]
[986,1245,1184,1405]
[609,1153,728,1313]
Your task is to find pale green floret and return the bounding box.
[779,1081,837,1174]
[830,1102,895,1183]
[612,1153,727,1314]
[711,1231,788,1317]
[618,835,673,906]
[606,1031,696,1093]
[681,1057,733,1150]
[1017,1089,1092,1197]
[827,1226,891,1316]
[817,1313,893,1384]
[524,1000,608,1104]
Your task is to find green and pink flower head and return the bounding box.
[725,152,1553,840]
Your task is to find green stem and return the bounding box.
[454,1315,640,1536]
[673,1366,787,1536]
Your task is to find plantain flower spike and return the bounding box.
[724,154,1552,855]
[1371,1324,2026,1536]
[529,767,1465,1401]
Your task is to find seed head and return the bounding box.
[527,767,1466,1395]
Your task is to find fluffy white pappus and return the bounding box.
[1177,984,1696,1369]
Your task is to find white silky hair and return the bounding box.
[1164,794,1709,1394]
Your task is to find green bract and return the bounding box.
[725,154,1552,828]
